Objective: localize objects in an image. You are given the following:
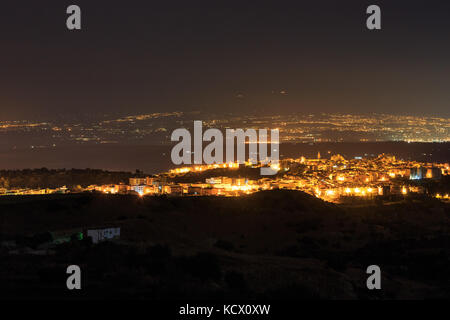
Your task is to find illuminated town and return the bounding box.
[2,153,448,203]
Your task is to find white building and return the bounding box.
[87,227,120,244]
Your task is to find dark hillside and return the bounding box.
[0,190,449,299]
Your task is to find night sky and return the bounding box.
[1,0,450,120]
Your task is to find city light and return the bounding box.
[2,154,448,203]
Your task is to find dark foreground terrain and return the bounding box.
[0,190,449,300]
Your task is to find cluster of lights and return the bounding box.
[344,187,376,195]
[230,185,255,193]
[92,153,449,203]
[100,186,118,194]
[170,162,241,175]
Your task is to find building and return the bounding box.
[222,177,233,185]
[87,227,120,244]
[143,185,157,194]
[116,183,128,194]
[166,185,183,195]
[234,178,246,186]
[426,167,442,180]
[410,167,427,180]
[130,185,146,195]
[129,177,147,186]
[206,177,222,184]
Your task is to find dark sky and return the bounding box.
[1,0,449,120]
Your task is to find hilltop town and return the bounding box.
[2,153,448,203]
